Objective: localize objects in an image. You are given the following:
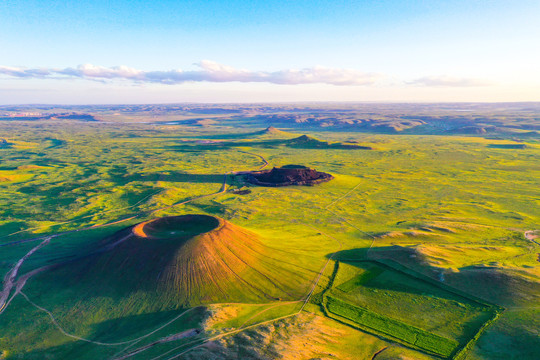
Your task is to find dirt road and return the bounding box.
[0,237,51,314]
[524,230,540,246]
[114,329,201,360]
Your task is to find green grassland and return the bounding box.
[0,117,539,359]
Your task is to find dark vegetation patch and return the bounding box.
[488,144,527,149]
[189,201,228,216]
[230,188,252,195]
[0,138,13,148]
[0,221,27,237]
[18,182,80,197]
[45,138,67,149]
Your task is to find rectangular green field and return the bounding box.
[324,260,500,358]
[326,296,458,357]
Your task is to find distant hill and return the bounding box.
[0,112,99,122]
[2,103,540,137]
[252,126,298,138]
[261,126,282,134]
[287,135,372,149]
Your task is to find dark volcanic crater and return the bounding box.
[247,165,333,187]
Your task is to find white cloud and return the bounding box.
[0,61,382,86]
[408,75,493,87]
[0,66,52,78]
[57,64,144,80]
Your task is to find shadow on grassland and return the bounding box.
[12,308,208,360]
[330,245,540,307]
[131,172,225,184]
[329,246,487,305]
[102,169,226,186]
[167,139,285,152]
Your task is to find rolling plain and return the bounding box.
[0,103,539,359]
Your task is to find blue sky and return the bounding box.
[1,0,539,103]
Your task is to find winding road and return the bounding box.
[0,237,52,314]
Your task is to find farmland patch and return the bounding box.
[322,260,501,359]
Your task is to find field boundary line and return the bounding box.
[325,181,362,210]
